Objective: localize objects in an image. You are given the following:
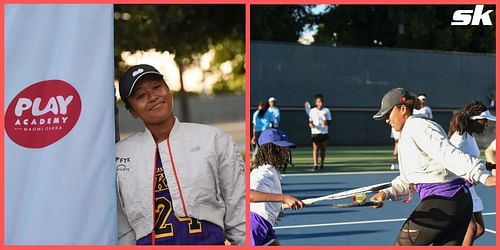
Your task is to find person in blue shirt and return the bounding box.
[252,101,274,161]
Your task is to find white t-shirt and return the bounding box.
[268,106,280,128]
[413,106,433,119]
[309,107,331,135]
[449,131,483,212]
[449,132,480,158]
[250,164,282,225]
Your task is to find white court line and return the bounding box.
[275,212,496,234]
[482,212,497,235]
[282,171,396,177]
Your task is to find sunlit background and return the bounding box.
[115,47,245,97]
[114,5,245,152]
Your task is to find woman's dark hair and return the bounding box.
[254,143,289,167]
[257,101,269,118]
[448,101,487,137]
[399,93,419,113]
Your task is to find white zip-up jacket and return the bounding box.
[382,116,490,200]
[116,118,245,245]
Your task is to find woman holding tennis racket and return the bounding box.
[370,88,495,246]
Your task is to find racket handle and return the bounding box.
[282,199,313,210]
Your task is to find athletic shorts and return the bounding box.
[395,187,472,246]
[250,212,276,246]
[311,133,329,143]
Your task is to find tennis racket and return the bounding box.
[282,182,391,209]
[304,101,311,115]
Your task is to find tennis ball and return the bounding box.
[353,193,367,203]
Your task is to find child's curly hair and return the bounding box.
[254,143,289,167]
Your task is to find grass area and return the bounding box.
[250,146,485,174]
[280,145,395,173]
[275,145,487,174]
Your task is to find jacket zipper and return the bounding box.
[167,138,189,215]
[151,147,157,245]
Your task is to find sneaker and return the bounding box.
[319,164,324,169]
[312,165,318,171]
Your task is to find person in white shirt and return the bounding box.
[250,128,304,246]
[485,101,496,175]
[448,101,496,245]
[308,94,332,171]
[370,88,495,246]
[413,93,433,119]
[485,139,496,176]
[116,64,245,245]
[485,139,496,165]
[268,97,280,128]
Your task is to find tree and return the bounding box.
[313,5,495,53]
[251,5,317,42]
[250,5,495,53]
[114,5,245,121]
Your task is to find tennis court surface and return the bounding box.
[273,146,496,246]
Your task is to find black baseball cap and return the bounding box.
[119,64,164,102]
[373,88,413,120]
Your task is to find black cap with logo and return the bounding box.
[118,64,164,103]
[373,88,413,120]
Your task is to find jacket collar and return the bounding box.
[143,116,180,144]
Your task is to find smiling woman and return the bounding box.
[115,64,245,246]
[127,76,174,133]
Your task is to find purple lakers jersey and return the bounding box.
[136,149,225,245]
